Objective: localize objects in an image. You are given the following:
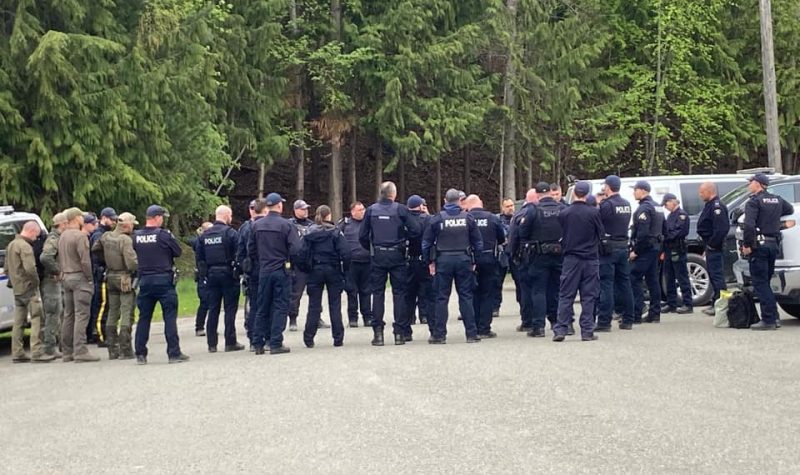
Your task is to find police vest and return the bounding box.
[133,228,174,275]
[472,210,497,251]
[370,202,403,246]
[310,227,341,265]
[529,200,563,243]
[650,208,665,240]
[602,195,632,239]
[754,192,784,236]
[436,211,471,253]
[202,226,231,267]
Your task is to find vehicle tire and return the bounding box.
[669,254,713,307]
[779,303,800,319]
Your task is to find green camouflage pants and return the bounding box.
[39,277,63,354]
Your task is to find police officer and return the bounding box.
[422,188,483,344]
[303,205,351,347]
[236,201,256,335]
[596,175,635,331]
[338,201,372,328]
[359,181,421,346]
[404,195,434,337]
[507,189,539,332]
[741,173,794,330]
[242,201,268,349]
[466,194,505,338]
[6,221,55,363]
[519,182,566,337]
[39,212,67,358]
[287,199,328,331]
[88,208,116,346]
[133,205,189,364]
[661,193,693,315]
[697,182,731,315]
[197,205,244,353]
[92,212,139,359]
[249,193,301,355]
[553,181,604,341]
[494,198,515,317]
[191,222,212,336]
[629,181,664,324]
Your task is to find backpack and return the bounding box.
[292,236,314,273]
[713,290,731,328]
[727,290,760,329]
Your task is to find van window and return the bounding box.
[680,181,741,215]
[0,221,22,251]
[770,183,796,203]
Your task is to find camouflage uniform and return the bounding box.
[39,227,64,355]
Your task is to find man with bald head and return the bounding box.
[467,195,505,338]
[697,182,730,315]
[507,188,540,331]
[197,204,244,352]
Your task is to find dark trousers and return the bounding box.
[368,250,408,335]
[135,274,181,358]
[433,256,477,339]
[245,272,259,343]
[195,277,209,332]
[404,259,434,335]
[494,266,508,312]
[525,254,562,329]
[304,265,346,344]
[345,261,372,323]
[750,245,779,324]
[205,270,240,348]
[289,269,308,320]
[254,269,290,349]
[706,248,726,302]
[555,256,599,337]
[473,259,500,335]
[631,248,661,320]
[598,248,635,327]
[664,249,693,308]
[513,265,532,328]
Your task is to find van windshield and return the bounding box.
[721,185,750,206]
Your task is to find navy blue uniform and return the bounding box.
[743,191,794,325]
[518,197,566,332]
[88,225,111,343]
[338,217,372,326]
[404,210,434,336]
[358,199,421,337]
[597,194,634,328]
[494,212,513,313]
[469,207,505,335]
[133,227,183,358]
[288,217,313,323]
[240,216,263,344]
[697,196,730,302]
[422,203,483,340]
[555,201,604,337]
[630,196,664,322]
[663,207,693,309]
[248,211,302,350]
[190,236,210,333]
[303,223,351,345]
[507,203,534,329]
[197,221,240,349]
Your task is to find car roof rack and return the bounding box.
[0,205,14,215]
[736,167,776,175]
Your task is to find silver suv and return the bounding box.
[0,206,47,332]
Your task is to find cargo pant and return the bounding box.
[62,273,94,358]
[105,272,136,358]
[39,276,63,354]
[12,288,44,358]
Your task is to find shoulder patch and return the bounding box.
[679,215,687,220]
[714,209,721,215]
[638,212,648,221]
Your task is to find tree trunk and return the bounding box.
[527,155,533,191]
[349,130,357,205]
[399,155,406,200]
[647,2,664,175]
[435,157,442,212]
[375,145,383,202]
[294,116,305,199]
[258,162,266,199]
[501,0,519,201]
[330,135,343,220]
[464,146,471,192]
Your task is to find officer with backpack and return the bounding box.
[423,189,483,344]
[629,181,664,324]
[741,173,794,330]
[197,205,244,353]
[301,205,351,347]
[519,182,566,338]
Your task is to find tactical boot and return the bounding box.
[74,352,101,363]
[31,353,56,363]
[676,306,692,314]
[289,317,298,332]
[371,328,385,346]
[348,319,359,328]
[394,334,405,345]
[106,327,120,360]
[567,323,576,336]
[119,326,134,359]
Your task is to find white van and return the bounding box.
[0,206,47,332]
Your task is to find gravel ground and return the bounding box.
[2,288,800,474]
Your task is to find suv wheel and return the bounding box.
[684,254,712,306]
[779,303,800,319]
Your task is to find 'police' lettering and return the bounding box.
[136,234,157,244]
[204,237,223,245]
[476,219,488,227]
[444,218,466,228]
[616,206,631,214]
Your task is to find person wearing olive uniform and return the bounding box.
[741,173,794,330]
[197,205,244,353]
[338,201,373,328]
[39,212,68,357]
[629,181,665,324]
[507,189,539,332]
[358,182,421,346]
[553,181,604,342]
[519,182,566,337]
[466,194,505,338]
[303,205,351,347]
[248,193,301,355]
[133,205,189,364]
[404,195,434,337]
[595,175,634,331]
[92,212,139,359]
[422,188,484,344]
[697,182,731,316]
[661,193,693,314]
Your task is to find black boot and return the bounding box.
[371,328,384,346]
[394,334,406,345]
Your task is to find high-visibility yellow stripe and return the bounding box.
[96,282,107,341]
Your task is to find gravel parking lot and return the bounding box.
[2,289,800,474]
